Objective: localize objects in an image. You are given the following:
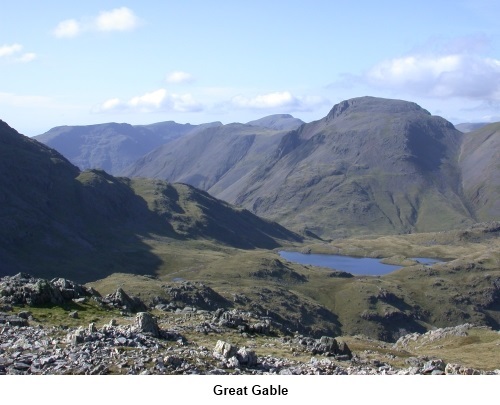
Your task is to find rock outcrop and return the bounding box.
[0,273,98,306]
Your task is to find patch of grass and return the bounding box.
[16,299,124,329]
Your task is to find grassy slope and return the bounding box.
[89,222,500,343]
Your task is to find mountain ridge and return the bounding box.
[30,97,500,237]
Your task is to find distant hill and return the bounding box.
[34,121,222,174]
[121,122,290,193]
[0,119,300,282]
[246,114,304,131]
[455,122,490,133]
[34,115,303,176]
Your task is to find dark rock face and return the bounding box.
[99,288,147,313]
[0,313,28,327]
[249,259,307,283]
[296,335,352,359]
[0,273,98,306]
[160,281,232,311]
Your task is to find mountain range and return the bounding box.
[34,97,500,238]
[2,101,500,342]
[35,120,223,174]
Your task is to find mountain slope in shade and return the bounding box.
[0,119,300,282]
[34,121,222,174]
[121,123,289,194]
[459,122,500,221]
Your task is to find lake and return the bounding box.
[278,251,441,276]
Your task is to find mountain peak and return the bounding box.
[326,96,430,121]
[246,114,304,131]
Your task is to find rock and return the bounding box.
[312,336,339,355]
[102,288,147,313]
[0,313,29,327]
[445,363,481,375]
[17,311,32,320]
[236,347,257,367]
[336,341,352,359]
[164,355,183,368]
[67,328,85,345]
[422,359,446,374]
[0,274,97,307]
[226,356,240,369]
[161,281,231,311]
[134,312,159,338]
[213,340,237,359]
[68,311,79,319]
[249,320,271,335]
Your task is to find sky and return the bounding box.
[1,0,500,136]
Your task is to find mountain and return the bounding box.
[226,97,475,237]
[246,114,304,131]
[455,122,490,133]
[121,122,290,193]
[125,97,486,237]
[459,122,500,221]
[0,119,300,282]
[29,98,500,239]
[34,121,222,174]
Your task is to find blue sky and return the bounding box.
[1,0,500,135]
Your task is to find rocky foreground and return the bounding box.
[1,273,499,375]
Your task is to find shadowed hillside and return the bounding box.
[122,122,290,193]
[459,122,500,221]
[0,120,301,282]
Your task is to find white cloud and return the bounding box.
[52,19,81,38]
[166,71,194,84]
[232,91,328,111]
[0,43,36,63]
[95,7,139,32]
[53,7,140,38]
[95,89,203,113]
[129,89,167,110]
[99,98,123,111]
[0,43,22,57]
[365,53,500,100]
[16,52,37,63]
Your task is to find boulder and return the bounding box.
[236,347,257,367]
[213,340,237,359]
[134,312,159,337]
[102,288,147,313]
